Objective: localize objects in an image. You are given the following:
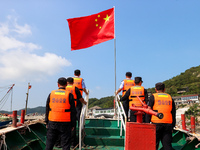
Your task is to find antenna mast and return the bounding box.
[9,84,15,111]
[25,82,31,115]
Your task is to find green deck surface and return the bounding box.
[82,119,124,150]
[1,119,200,150]
[79,145,124,150]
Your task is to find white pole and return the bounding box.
[114,6,116,94]
[113,6,117,118]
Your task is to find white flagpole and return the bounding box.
[114,6,116,93]
[114,6,117,118]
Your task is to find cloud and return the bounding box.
[0,35,41,51]
[0,51,71,81]
[95,86,101,90]
[13,23,32,36]
[0,23,9,36]
[0,15,71,82]
[7,15,32,36]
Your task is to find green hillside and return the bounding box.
[0,106,45,115]
[88,96,114,108]
[148,65,200,96]
[89,65,200,108]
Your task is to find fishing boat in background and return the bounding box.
[0,114,12,128]
[0,84,15,129]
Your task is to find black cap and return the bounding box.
[135,77,143,84]
[126,72,132,77]
[67,77,74,83]
[57,77,67,86]
[155,82,165,91]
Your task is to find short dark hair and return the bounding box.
[155,82,165,91]
[135,77,143,84]
[74,69,81,76]
[58,77,67,86]
[126,72,132,77]
[67,77,74,83]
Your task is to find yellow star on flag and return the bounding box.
[104,14,110,22]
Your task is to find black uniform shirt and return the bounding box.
[74,86,83,109]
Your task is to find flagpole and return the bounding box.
[114,6,116,94]
[113,6,117,118]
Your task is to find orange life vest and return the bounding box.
[122,79,135,96]
[129,86,145,107]
[48,89,71,122]
[65,85,77,107]
[151,93,173,124]
[73,77,83,95]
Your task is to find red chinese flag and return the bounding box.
[67,8,115,51]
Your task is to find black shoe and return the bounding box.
[55,144,62,148]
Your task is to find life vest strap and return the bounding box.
[130,95,144,98]
[50,108,71,112]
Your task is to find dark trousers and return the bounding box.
[123,100,129,122]
[76,106,82,125]
[71,106,82,146]
[45,121,71,150]
[71,120,77,146]
[155,123,173,150]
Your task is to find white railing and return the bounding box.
[115,93,126,136]
[79,90,89,150]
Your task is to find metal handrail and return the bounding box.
[115,93,126,136]
[79,90,89,150]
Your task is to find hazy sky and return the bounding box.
[0,0,200,111]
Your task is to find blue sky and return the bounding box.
[0,1,200,111]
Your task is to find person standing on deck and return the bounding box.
[73,69,88,123]
[146,82,176,150]
[120,77,148,122]
[73,69,88,96]
[45,77,76,150]
[66,77,87,148]
[116,72,135,121]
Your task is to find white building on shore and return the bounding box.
[173,94,199,105]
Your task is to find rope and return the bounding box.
[195,143,200,148]
[24,124,31,132]
[0,84,13,89]
[0,84,14,110]
[0,136,3,149]
[0,92,10,104]
[0,91,11,110]
[73,129,86,150]
[0,134,7,150]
